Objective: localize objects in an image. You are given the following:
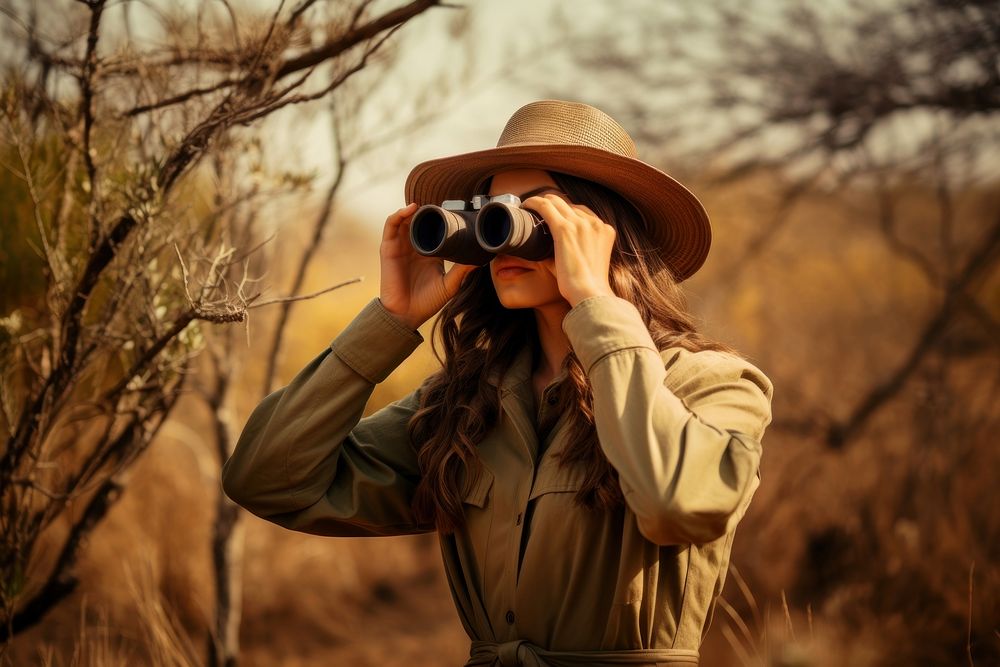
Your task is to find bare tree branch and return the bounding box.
[275,0,439,78]
[248,278,362,311]
[78,0,105,253]
[829,214,1000,447]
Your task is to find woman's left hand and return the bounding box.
[521,193,617,307]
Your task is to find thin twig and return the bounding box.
[123,76,241,117]
[248,277,363,309]
[716,595,758,662]
[287,0,323,28]
[781,590,795,641]
[78,0,105,253]
[967,561,975,667]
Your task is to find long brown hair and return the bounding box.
[407,172,737,534]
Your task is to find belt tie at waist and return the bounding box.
[497,640,528,666]
[469,640,700,667]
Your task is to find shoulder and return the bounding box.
[659,346,774,403]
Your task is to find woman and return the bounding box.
[222,100,774,666]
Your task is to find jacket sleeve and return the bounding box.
[221,298,434,537]
[562,294,774,546]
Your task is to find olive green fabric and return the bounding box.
[222,295,774,666]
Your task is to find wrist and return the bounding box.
[378,300,424,331]
[565,283,615,308]
[392,312,424,331]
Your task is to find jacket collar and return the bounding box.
[486,345,570,397]
[486,346,534,396]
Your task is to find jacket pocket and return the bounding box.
[460,466,495,593]
[527,455,586,501]
[462,466,495,508]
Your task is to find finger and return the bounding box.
[557,201,606,230]
[538,257,557,279]
[382,202,419,241]
[521,195,566,229]
[573,203,601,221]
[542,193,580,221]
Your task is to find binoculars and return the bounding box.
[408,194,552,265]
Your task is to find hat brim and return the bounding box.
[404,143,711,281]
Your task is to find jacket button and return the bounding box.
[505,610,515,625]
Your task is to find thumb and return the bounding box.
[443,263,478,295]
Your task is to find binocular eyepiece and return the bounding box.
[409,194,552,265]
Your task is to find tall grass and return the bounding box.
[32,551,199,667]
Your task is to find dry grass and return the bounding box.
[29,552,201,667]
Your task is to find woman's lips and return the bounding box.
[496,267,532,279]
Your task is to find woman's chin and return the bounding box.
[496,291,540,310]
[497,297,537,310]
[493,278,564,310]
[495,291,565,311]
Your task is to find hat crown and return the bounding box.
[496,100,639,159]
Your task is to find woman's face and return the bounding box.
[487,169,566,311]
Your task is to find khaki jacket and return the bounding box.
[222,295,774,667]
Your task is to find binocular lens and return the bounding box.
[411,208,447,254]
[476,202,551,260]
[476,207,512,250]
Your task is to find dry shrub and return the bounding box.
[120,556,202,667]
[35,603,126,667]
[21,544,202,667]
[695,177,1000,666]
[9,409,213,665]
[705,569,885,667]
[10,217,466,666]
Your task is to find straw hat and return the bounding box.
[404,99,711,281]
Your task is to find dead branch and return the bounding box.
[123,76,242,117]
[275,0,441,79]
[828,214,1000,447]
[248,278,363,311]
[78,0,104,252]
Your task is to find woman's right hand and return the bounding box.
[379,203,478,330]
